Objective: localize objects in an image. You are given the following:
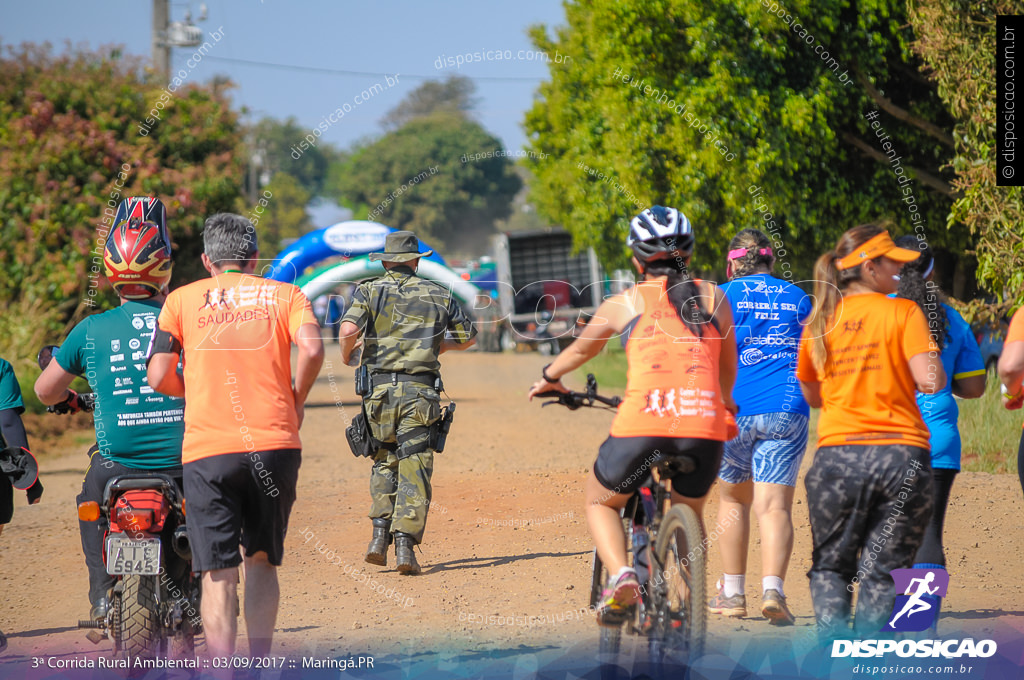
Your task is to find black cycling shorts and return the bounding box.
[183,449,301,572]
[594,435,724,498]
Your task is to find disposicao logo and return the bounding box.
[831,568,997,659]
[884,568,948,632]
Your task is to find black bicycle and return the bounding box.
[537,374,707,677]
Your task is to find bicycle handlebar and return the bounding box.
[535,374,622,410]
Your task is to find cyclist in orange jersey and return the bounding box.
[999,306,1024,496]
[528,206,737,625]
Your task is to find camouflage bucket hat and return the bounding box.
[368,231,433,263]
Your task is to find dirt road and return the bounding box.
[2,350,1023,678]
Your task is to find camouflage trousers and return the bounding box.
[805,443,934,639]
[365,381,440,544]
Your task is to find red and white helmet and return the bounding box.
[104,197,173,299]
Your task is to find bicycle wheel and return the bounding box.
[649,504,706,669]
[589,546,606,611]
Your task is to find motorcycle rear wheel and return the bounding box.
[118,574,162,661]
[110,590,123,652]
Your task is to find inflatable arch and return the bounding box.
[266,220,448,282]
[266,220,479,306]
[296,257,481,307]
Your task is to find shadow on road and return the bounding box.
[941,608,1024,620]
[407,643,562,663]
[4,625,79,638]
[425,550,589,573]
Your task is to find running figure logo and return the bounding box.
[882,568,949,632]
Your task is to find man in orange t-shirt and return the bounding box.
[998,307,1024,496]
[147,213,323,660]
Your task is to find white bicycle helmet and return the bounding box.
[628,206,694,263]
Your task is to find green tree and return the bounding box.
[328,112,522,255]
[0,43,245,373]
[250,116,334,195]
[909,0,1024,316]
[523,0,961,283]
[380,75,479,130]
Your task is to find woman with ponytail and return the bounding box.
[893,236,984,632]
[709,228,812,626]
[527,206,737,627]
[796,225,945,638]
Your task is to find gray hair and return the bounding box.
[203,213,258,267]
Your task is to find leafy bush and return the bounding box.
[0,42,246,374]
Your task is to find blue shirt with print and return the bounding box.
[916,304,985,469]
[720,274,812,417]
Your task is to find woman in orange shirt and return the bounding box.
[796,224,944,637]
[527,206,737,626]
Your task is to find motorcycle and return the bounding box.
[37,345,201,660]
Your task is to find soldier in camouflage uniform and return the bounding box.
[338,231,476,575]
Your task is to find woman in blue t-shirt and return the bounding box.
[894,236,985,624]
[710,228,812,626]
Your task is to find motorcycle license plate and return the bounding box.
[106,536,161,575]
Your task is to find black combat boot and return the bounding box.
[394,532,421,575]
[365,518,391,566]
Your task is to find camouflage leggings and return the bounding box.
[805,443,933,638]
[365,382,440,543]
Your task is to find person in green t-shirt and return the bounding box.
[34,197,184,623]
[0,357,43,535]
[0,356,42,654]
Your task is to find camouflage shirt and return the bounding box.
[342,265,476,375]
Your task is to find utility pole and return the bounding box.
[152,0,170,82]
[151,1,206,85]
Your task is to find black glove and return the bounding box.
[49,390,81,415]
[26,478,43,504]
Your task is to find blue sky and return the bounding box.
[0,0,567,153]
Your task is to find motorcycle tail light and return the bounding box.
[112,489,171,533]
[113,507,154,533]
[78,501,101,522]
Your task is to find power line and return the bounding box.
[203,55,546,82]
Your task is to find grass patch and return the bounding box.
[958,372,1021,474]
[571,345,627,392]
